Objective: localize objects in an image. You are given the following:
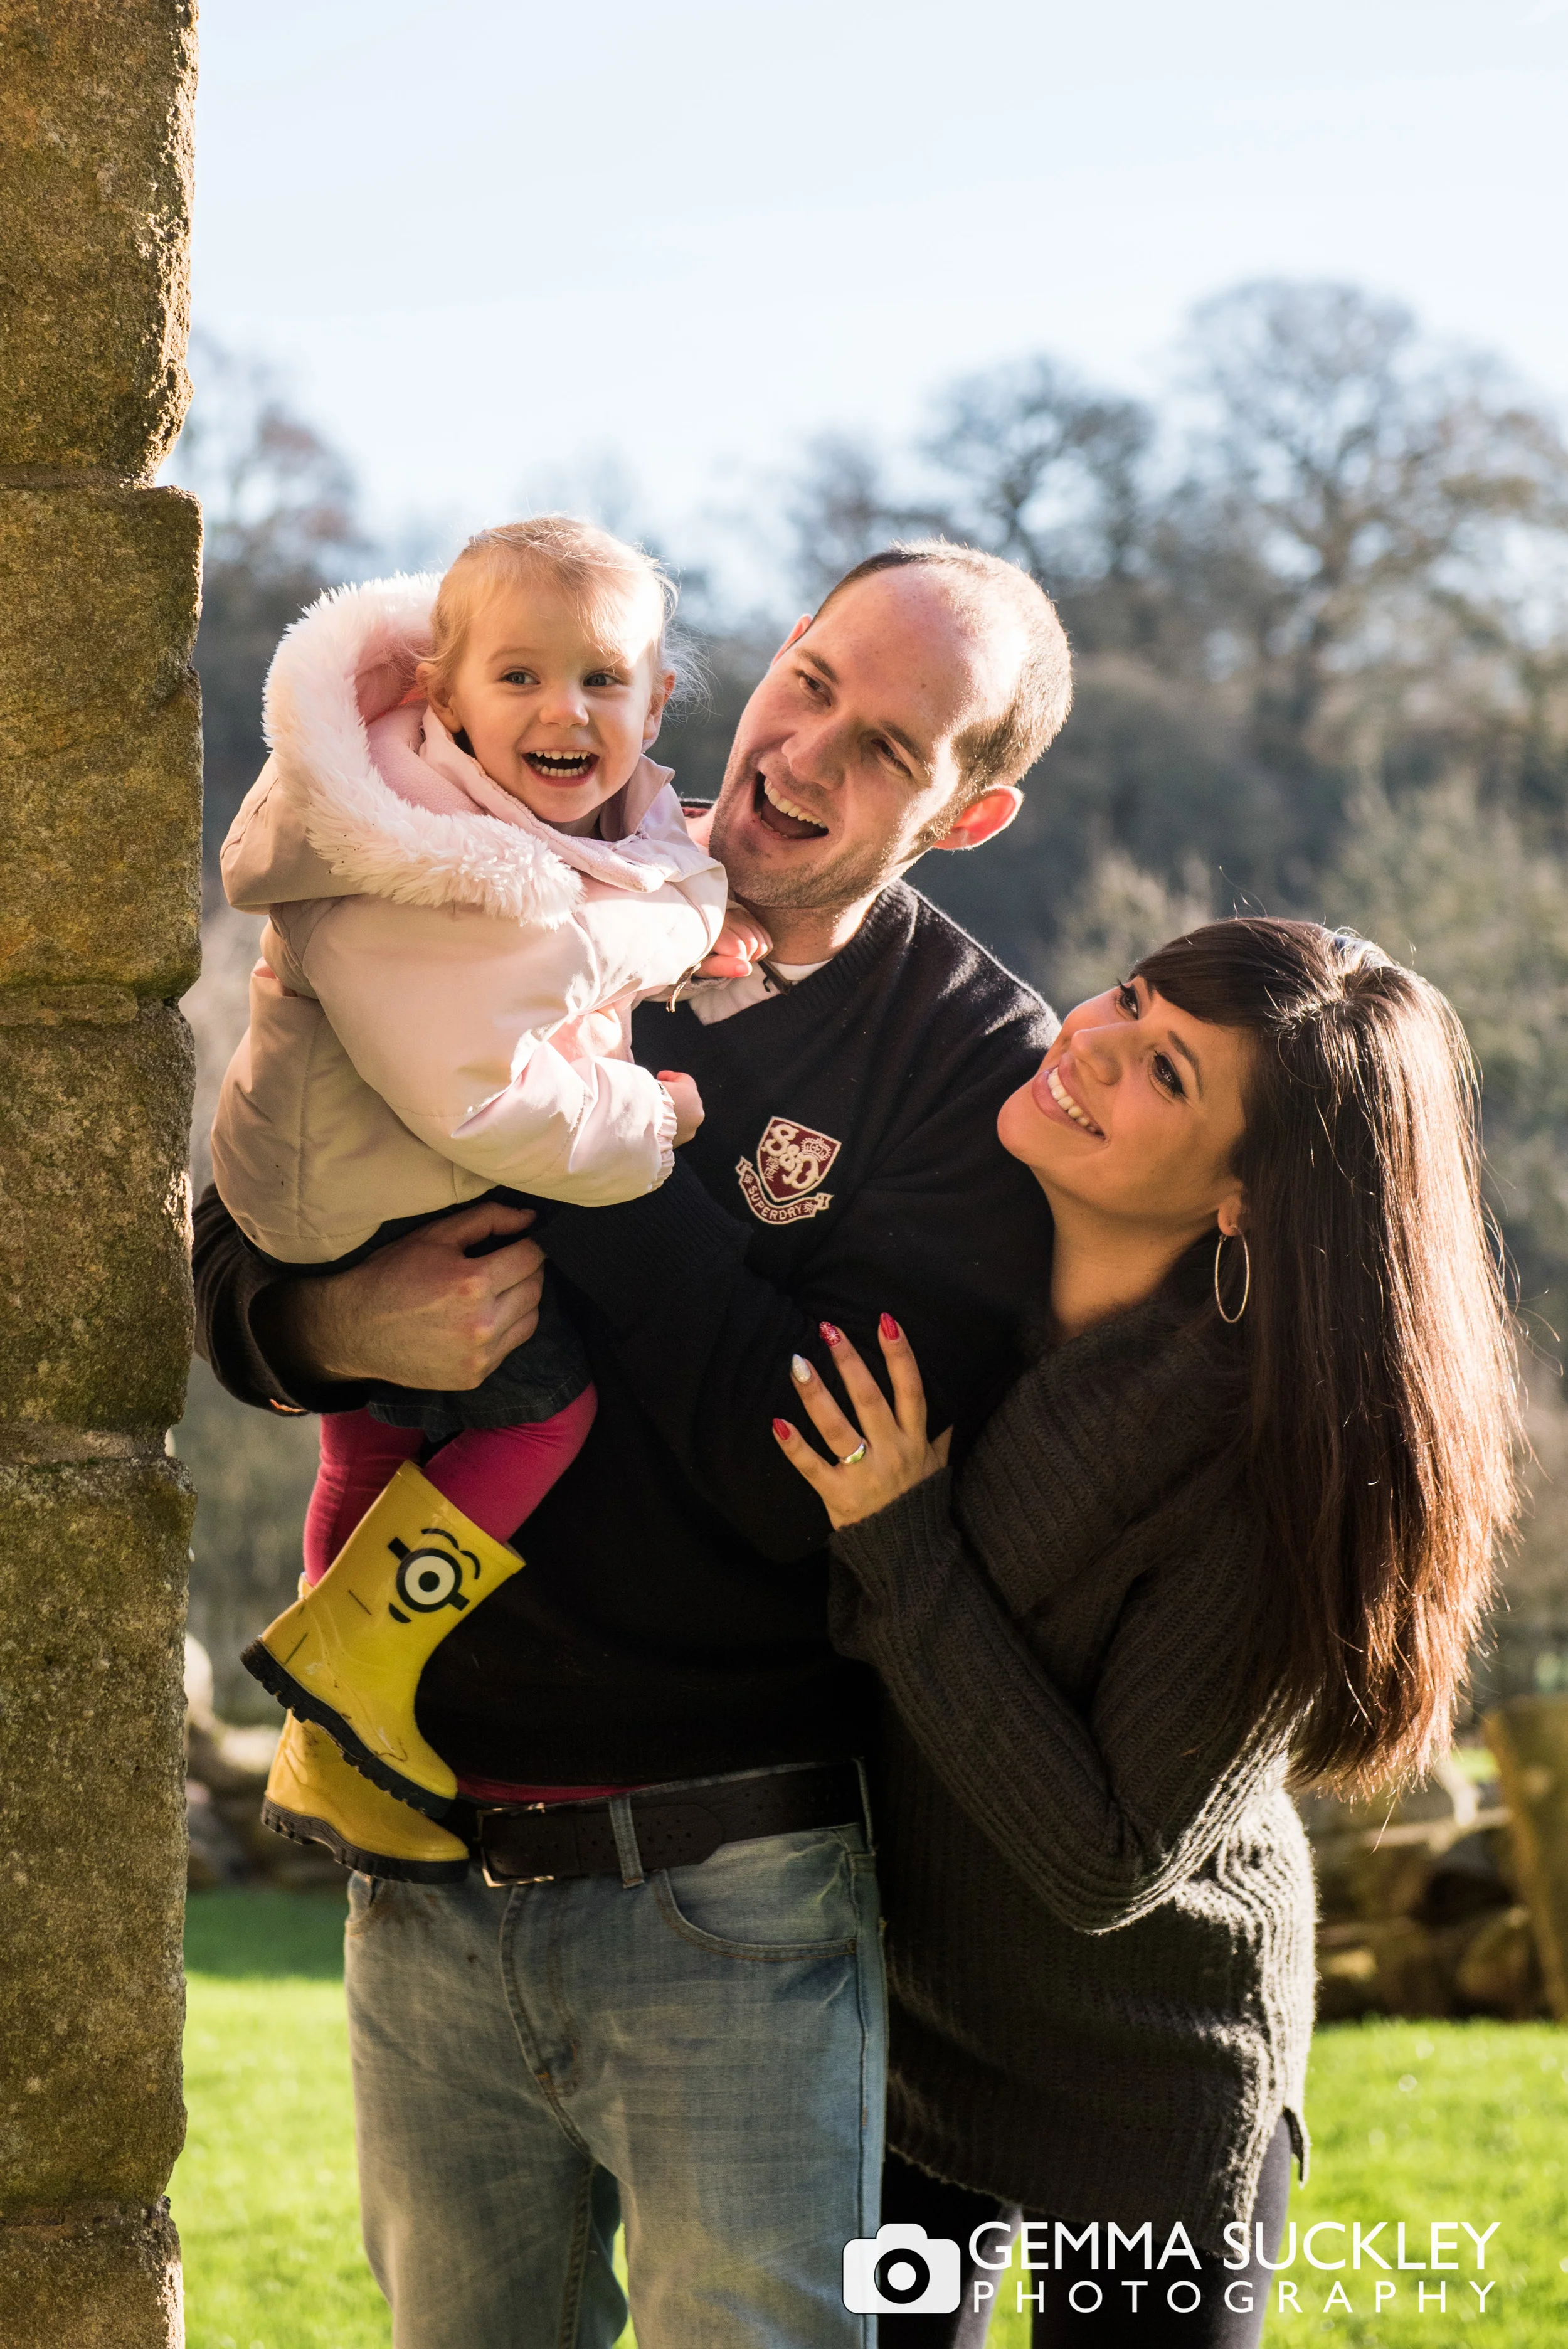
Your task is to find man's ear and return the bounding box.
[642,669,678,750]
[770,615,813,665]
[928,783,1024,853]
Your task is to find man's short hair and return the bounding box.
[815,541,1073,804]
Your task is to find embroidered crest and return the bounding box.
[736,1116,841,1226]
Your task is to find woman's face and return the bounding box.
[999,976,1251,1241]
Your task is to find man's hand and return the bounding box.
[257,1201,545,1392]
[658,1071,705,1147]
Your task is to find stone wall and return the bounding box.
[0,8,200,2345]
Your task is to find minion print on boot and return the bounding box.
[242,1460,524,1818]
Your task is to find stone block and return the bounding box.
[0,490,201,738]
[0,4,196,478]
[0,487,201,996]
[0,1461,191,2210]
[0,2200,182,2348]
[0,1008,194,1436]
[1484,1694,1568,2018]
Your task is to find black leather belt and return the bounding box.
[473,1761,864,1887]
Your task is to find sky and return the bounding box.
[189,0,1568,589]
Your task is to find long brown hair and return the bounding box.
[1133,917,1518,1791]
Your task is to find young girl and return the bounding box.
[212,517,755,1878]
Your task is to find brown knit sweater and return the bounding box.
[829,1282,1316,2255]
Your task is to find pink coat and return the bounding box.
[212,575,727,1263]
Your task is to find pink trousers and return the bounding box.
[301,1387,599,1583]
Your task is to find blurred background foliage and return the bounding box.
[172,279,1568,1715]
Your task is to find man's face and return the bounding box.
[709,570,1017,917]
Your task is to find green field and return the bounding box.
[176,1889,1568,2348]
[178,1892,383,2349]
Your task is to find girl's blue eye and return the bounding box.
[1116,982,1138,1014]
[1153,1052,1184,1099]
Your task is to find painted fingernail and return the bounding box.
[820,1322,844,1346]
[790,1354,814,1384]
[772,1418,794,1442]
[880,1313,903,1341]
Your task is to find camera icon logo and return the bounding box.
[842,2222,961,2315]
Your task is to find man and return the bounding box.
[194,542,1070,2348]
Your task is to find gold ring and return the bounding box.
[838,1441,867,1467]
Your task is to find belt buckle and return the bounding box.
[479,1800,558,1889]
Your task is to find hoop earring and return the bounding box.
[1214,1230,1251,1325]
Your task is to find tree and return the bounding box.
[795,282,1568,1012]
[655,617,780,803]
[785,432,950,601]
[164,334,369,859]
[1170,281,1568,778]
[918,358,1158,654]
[1323,775,1568,1340]
[786,361,1160,654]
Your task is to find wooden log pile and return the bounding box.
[183,1637,341,1892]
[1302,1700,1568,2022]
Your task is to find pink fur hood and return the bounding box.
[211,576,729,1261]
[221,571,718,926]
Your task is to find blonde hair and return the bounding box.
[423,515,678,696]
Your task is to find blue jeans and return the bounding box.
[344,1813,887,2349]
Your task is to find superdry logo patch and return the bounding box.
[736,1116,842,1226]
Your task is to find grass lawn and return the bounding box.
[177,1889,1568,2348]
[178,1890,385,2349]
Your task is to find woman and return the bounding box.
[775,918,1517,2348]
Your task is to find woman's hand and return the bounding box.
[773,1315,952,1530]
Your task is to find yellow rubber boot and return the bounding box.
[262,1712,471,1882]
[242,1460,524,1818]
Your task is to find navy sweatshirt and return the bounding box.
[193,881,1057,1784]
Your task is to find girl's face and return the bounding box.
[999,975,1251,1244]
[423,575,674,834]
